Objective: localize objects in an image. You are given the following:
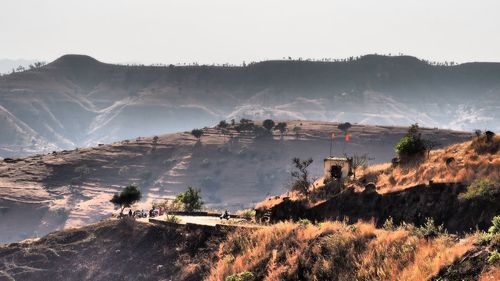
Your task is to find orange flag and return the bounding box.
[345,133,350,142]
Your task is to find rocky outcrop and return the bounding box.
[260,182,500,233]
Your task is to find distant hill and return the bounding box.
[0,54,498,157]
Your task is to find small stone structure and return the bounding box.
[323,157,352,179]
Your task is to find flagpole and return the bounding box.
[329,132,334,157]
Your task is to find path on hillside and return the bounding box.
[139,215,258,228]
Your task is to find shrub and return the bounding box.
[394,124,428,161]
[226,271,255,281]
[297,218,312,227]
[118,166,129,176]
[416,217,446,238]
[237,209,256,220]
[470,131,499,154]
[383,217,395,231]
[165,214,181,224]
[459,178,498,202]
[488,215,500,235]
[488,250,500,264]
[175,187,203,212]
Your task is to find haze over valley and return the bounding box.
[0,54,498,157]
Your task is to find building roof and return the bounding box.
[324,157,349,161]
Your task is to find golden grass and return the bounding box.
[360,137,500,193]
[479,266,500,281]
[205,221,474,281]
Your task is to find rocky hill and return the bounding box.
[1,54,499,157]
[0,121,471,243]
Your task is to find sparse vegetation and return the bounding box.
[292,125,301,139]
[207,220,472,281]
[74,164,90,178]
[290,157,314,196]
[237,209,256,221]
[110,185,142,215]
[416,217,446,239]
[459,178,498,202]
[165,214,181,224]
[471,131,499,154]
[175,186,203,212]
[226,271,255,281]
[118,166,129,177]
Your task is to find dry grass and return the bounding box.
[206,221,474,281]
[360,136,500,193]
[479,266,500,281]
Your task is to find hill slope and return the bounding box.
[0,54,499,156]
[0,121,471,243]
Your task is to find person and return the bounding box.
[128,209,132,217]
[220,210,230,220]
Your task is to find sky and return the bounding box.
[1,0,499,65]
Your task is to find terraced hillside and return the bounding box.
[0,121,471,243]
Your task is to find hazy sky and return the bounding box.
[1,0,499,65]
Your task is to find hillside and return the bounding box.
[1,54,499,157]
[256,133,499,232]
[0,219,228,281]
[0,121,471,243]
[1,218,499,281]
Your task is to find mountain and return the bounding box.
[0,54,499,157]
[0,121,471,243]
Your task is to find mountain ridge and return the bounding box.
[0,54,498,157]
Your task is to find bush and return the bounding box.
[416,217,446,239]
[175,187,203,212]
[394,124,428,161]
[165,214,181,224]
[488,215,500,235]
[237,209,256,220]
[470,131,499,154]
[488,250,500,264]
[297,218,312,227]
[226,271,255,281]
[118,166,129,176]
[459,178,498,202]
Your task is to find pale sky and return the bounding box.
[1,0,499,65]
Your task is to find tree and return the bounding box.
[218,120,229,128]
[349,154,368,179]
[235,119,255,135]
[110,185,142,215]
[191,129,204,140]
[262,119,275,131]
[395,123,428,162]
[290,157,313,196]
[292,126,301,139]
[151,136,159,152]
[337,122,352,134]
[274,122,288,139]
[175,187,203,212]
